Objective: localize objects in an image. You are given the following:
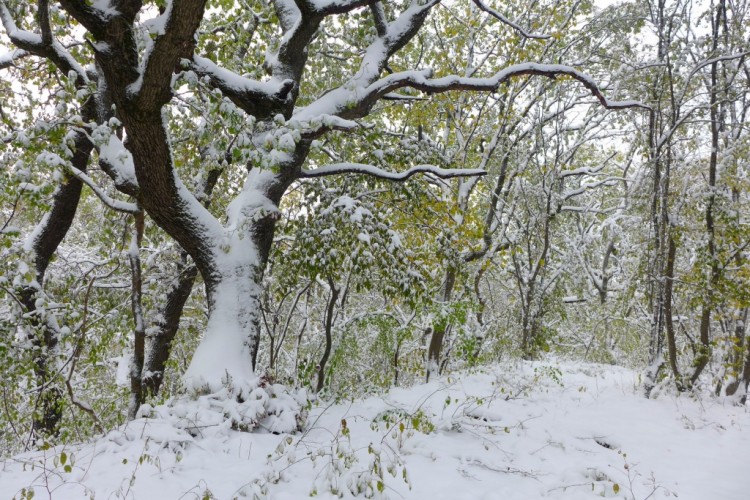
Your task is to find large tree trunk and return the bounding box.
[183,259,264,393]
[179,166,296,394]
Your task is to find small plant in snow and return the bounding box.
[12,443,93,500]
[307,418,411,498]
[532,365,564,387]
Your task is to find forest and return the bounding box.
[0,0,749,496]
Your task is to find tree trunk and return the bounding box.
[316,279,340,393]
[664,230,683,389]
[690,0,724,387]
[19,98,95,436]
[142,255,198,397]
[128,212,146,419]
[182,253,266,394]
[724,309,749,398]
[426,266,457,382]
[141,166,224,397]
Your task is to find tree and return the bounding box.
[1,0,643,430]
[619,0,750,394]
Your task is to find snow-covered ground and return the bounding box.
[2,361,748,499]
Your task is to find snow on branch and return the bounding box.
[293,114,361,138]
[472,0,551,40]
[295,1,440,122]
[559,163,608,178]
[368,63,650,111]
[0,48,28,69]
[0,1,88,85]
[300,163,486,181]
[97,134,139,195]
[57,0,112,40]
[66,164,141,214]
[562,178,619,200]
[369,1,388,37]
[191,55,294,118]
[300,63,648,123]
[131,0,206,110]
[306,0,371,16]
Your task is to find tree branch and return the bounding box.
[300,162,486,181]
[132,0,207,110]
[0,1,88,85]
[295,0,441,122]
[369,0,387,37]
[309,62,649,121]
[310,0,371,16]
[66,165,141,214]
[0,48,29,69]
[191,55,294,119]
[57,0,111,40]
[472,0,551,40]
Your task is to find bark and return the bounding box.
[316,278,340,393]
[426,266,457,382]
[690,0,725,387]
[724,309,749,398]
[127,212,145,419]
[520,195,554,360]
[141,168,224,397]
[664,231,683,388]
[142,257,198,397]
[598,240,616,305]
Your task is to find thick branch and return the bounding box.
[57,0,111,40]
[0,48,29,69]
[132,0,207,110]
[371,63,649,111]
[301,63,648,124]
[191,55,293,119]
[294,0,441,122]
[369,0,387,37]
[310,0,371,16]
[37,0,52,45]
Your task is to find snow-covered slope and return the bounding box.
[2,361,748,499]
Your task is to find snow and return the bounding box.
[99,134,138,187]
[91,0,120,18]
[193,55,291,97]
[2,361,748,499]
[182,169,278,395]
[303,162,486,180]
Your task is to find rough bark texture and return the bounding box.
[142,256,198,397]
